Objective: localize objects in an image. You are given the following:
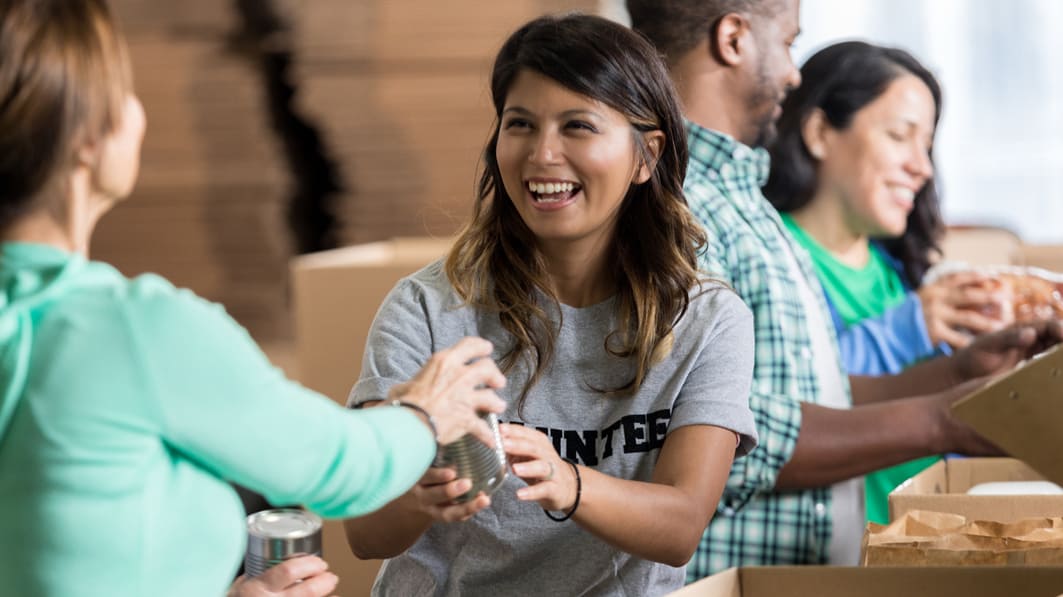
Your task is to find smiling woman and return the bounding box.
[0,2,507,596]
[342,12,758,597]
[496,69,659,258]
[763,40,1012,525]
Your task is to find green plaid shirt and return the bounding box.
[684,122,852,580]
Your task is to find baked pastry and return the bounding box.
[972,273,1063,323]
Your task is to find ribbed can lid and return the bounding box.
[247,509,322,540]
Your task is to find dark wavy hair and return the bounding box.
[0,0,132,233]
[445,13,705,407]
[763,41,943,286]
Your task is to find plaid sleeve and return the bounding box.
[693,190,803,513]
[685,124,834,576]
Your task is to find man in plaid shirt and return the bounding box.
[629,0,1063,581]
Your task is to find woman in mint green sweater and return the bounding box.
[0,2,505,596]
[763,42,1007,525]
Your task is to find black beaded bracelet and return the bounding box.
[354,398,440,445]
[543,459,581,522]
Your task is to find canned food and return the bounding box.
[434,412,508,503]
[244,508,323,577]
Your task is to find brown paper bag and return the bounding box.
[862,510,1063,566]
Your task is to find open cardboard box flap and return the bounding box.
[952,343,1063,486]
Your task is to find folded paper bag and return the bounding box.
[862,510,1063,566]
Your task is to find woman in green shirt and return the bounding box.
[763,42,1007,524]
[0,2,505,596]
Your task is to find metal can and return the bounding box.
[244,508,323,577]
[434,412,508,503]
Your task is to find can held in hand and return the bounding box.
[244,508,323,577]
[435,411,507,503]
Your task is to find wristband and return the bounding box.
[543,459,581,522]
[354,398,440,445]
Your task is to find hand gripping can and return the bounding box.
[244,509,323,577]
[435,412,508,503]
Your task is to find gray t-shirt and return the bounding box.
[349,261,757,597]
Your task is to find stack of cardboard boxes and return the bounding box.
[97,0,293,341]
[290,0,596,246]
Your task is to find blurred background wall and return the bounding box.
[99,0,598,343]
[605,0,1063,244]
[792,0,1063,244]
[101,0,1063,338]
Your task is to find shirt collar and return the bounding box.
[0,242,76,270]
[684,119,771,186]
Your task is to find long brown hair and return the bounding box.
[0,0,132,232]
[445,14,706,407]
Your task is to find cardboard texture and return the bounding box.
[290,237,453,405]
[889,457,1063,522]
[863,510,1063,566]
[668,566,1063,596]
[951,344,1063,487]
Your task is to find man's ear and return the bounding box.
[710,13,752,67]
[801,108,831,160]
[633,130,665,184]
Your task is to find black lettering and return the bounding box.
[646,409,671,450]
[531,426,565,454]
[600,418,624,459]
[548,428,564,453]
[622,414,650,453]
[563,429,599,466]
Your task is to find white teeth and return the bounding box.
[527,181,575,194]
[890,186,915,202]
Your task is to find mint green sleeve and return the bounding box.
[124,288,435,519]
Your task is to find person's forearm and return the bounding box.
[850,355,960,405]
[775,399,939,490]
[570,462,728,567]
[343,492,432,559]
[565,427,734,566]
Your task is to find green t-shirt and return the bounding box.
[0,242,435,596]
[781,214,908,325]
[781,215,940,525]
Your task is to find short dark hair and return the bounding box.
[627,0,770,64]
[763,41,944,286]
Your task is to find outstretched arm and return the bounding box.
[776,380,998,490]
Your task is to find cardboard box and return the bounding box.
[668,566,1063,596]
[888,343,1063,527]
[1020,244,1063,273]
[940,225,1023,266]
[290,237,453,405]
[289,237,452,597]
[889,458,1063,522]
[951,343,1063,487]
